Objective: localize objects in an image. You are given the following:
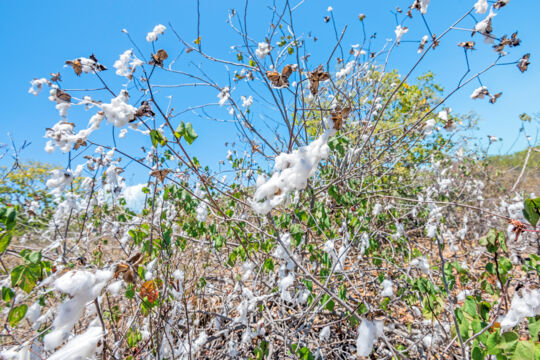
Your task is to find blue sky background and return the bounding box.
[1,0,538,185]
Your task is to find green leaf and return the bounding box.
[149,130,167,147]
[486,331,502,355]
[28,251,42,264]
[2,287,14,302]
[497,331,519,353]
[471,345,485,360]
[325,299,335,312]
[4,208,16,230]
[290,224,303,246]
[458,315,470,340]
[520,113,532,122]
[529,317,540,340]
[125,284,135,299]
[10,263,41,293]
[463,297,477,317]
[0,232,11,253]
[175,122,198,145]
[183,123,198,145]
[512,341,535,360]
[8,304,27,327]
[523,198,540,227]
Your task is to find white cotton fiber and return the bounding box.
[500,289,540,331]
[48,326,104,360]
[356,318,383,356]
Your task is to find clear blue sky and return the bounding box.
[1,0,538,184]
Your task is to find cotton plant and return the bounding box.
[3,2,537,359]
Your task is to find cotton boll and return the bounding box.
[394,222,405,239]
[424,119,436,135]
[279,273,295,302]
[470,86,489,99]
[474,8,496,43]
[438,110,448,121]
[319,326,331,341]
[410,256,430,274]
[336,61,354,79]
[251,129,336,214]
[146,24,166,42]
[394,25,408,44]
[297,289,310,304]
[192,331,208,353]
[499,289,540,332]
[28,78,49,95]
[474,0,488,13]
[418,35,429,53]
[356,319,383,357]
[26,302,42,323]
[46,169,73,190]
[456,290,473,302]
[380,279,394,297]
[323,239,335,254]
[241,95,253,108]
[255,42,271,59]
[475,8,496,33]
[196,202,208,222]
[101,90,137,127]
[358,232,370,256]
[48,325,104,360]
[420,0,430,13]
[241,262,254,281]
[44,122,77,153]
[107,280,123,295]
[44,270,112,350]
[217,87,230,106]
[114,50,143,78]
[422,334,433,347]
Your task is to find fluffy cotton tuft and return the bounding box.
[319,326,331,341]
[419,0,430,14]
[241,95,253,108]
[381,279,394,297]
[48,325,104,360]
[395,25,409,44]
[474,0,488,13]
[146,24,166,42]
[101,90,137,127]
[251,129,336,214]
[424,119,436,135]
[356,319,383,356]
[29,78,49,95]
[438,110,449,121]
[500,289,540,331]
[218,87,230,106]
[255,42,271,59]
[410,256,430,274]
[46,169,74,190]
[470,86,489,99]
[336,61,354,79]
[474,8,496,42]
[44,270,112,350]
[113,50,144,78]
[196,202,208,222]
